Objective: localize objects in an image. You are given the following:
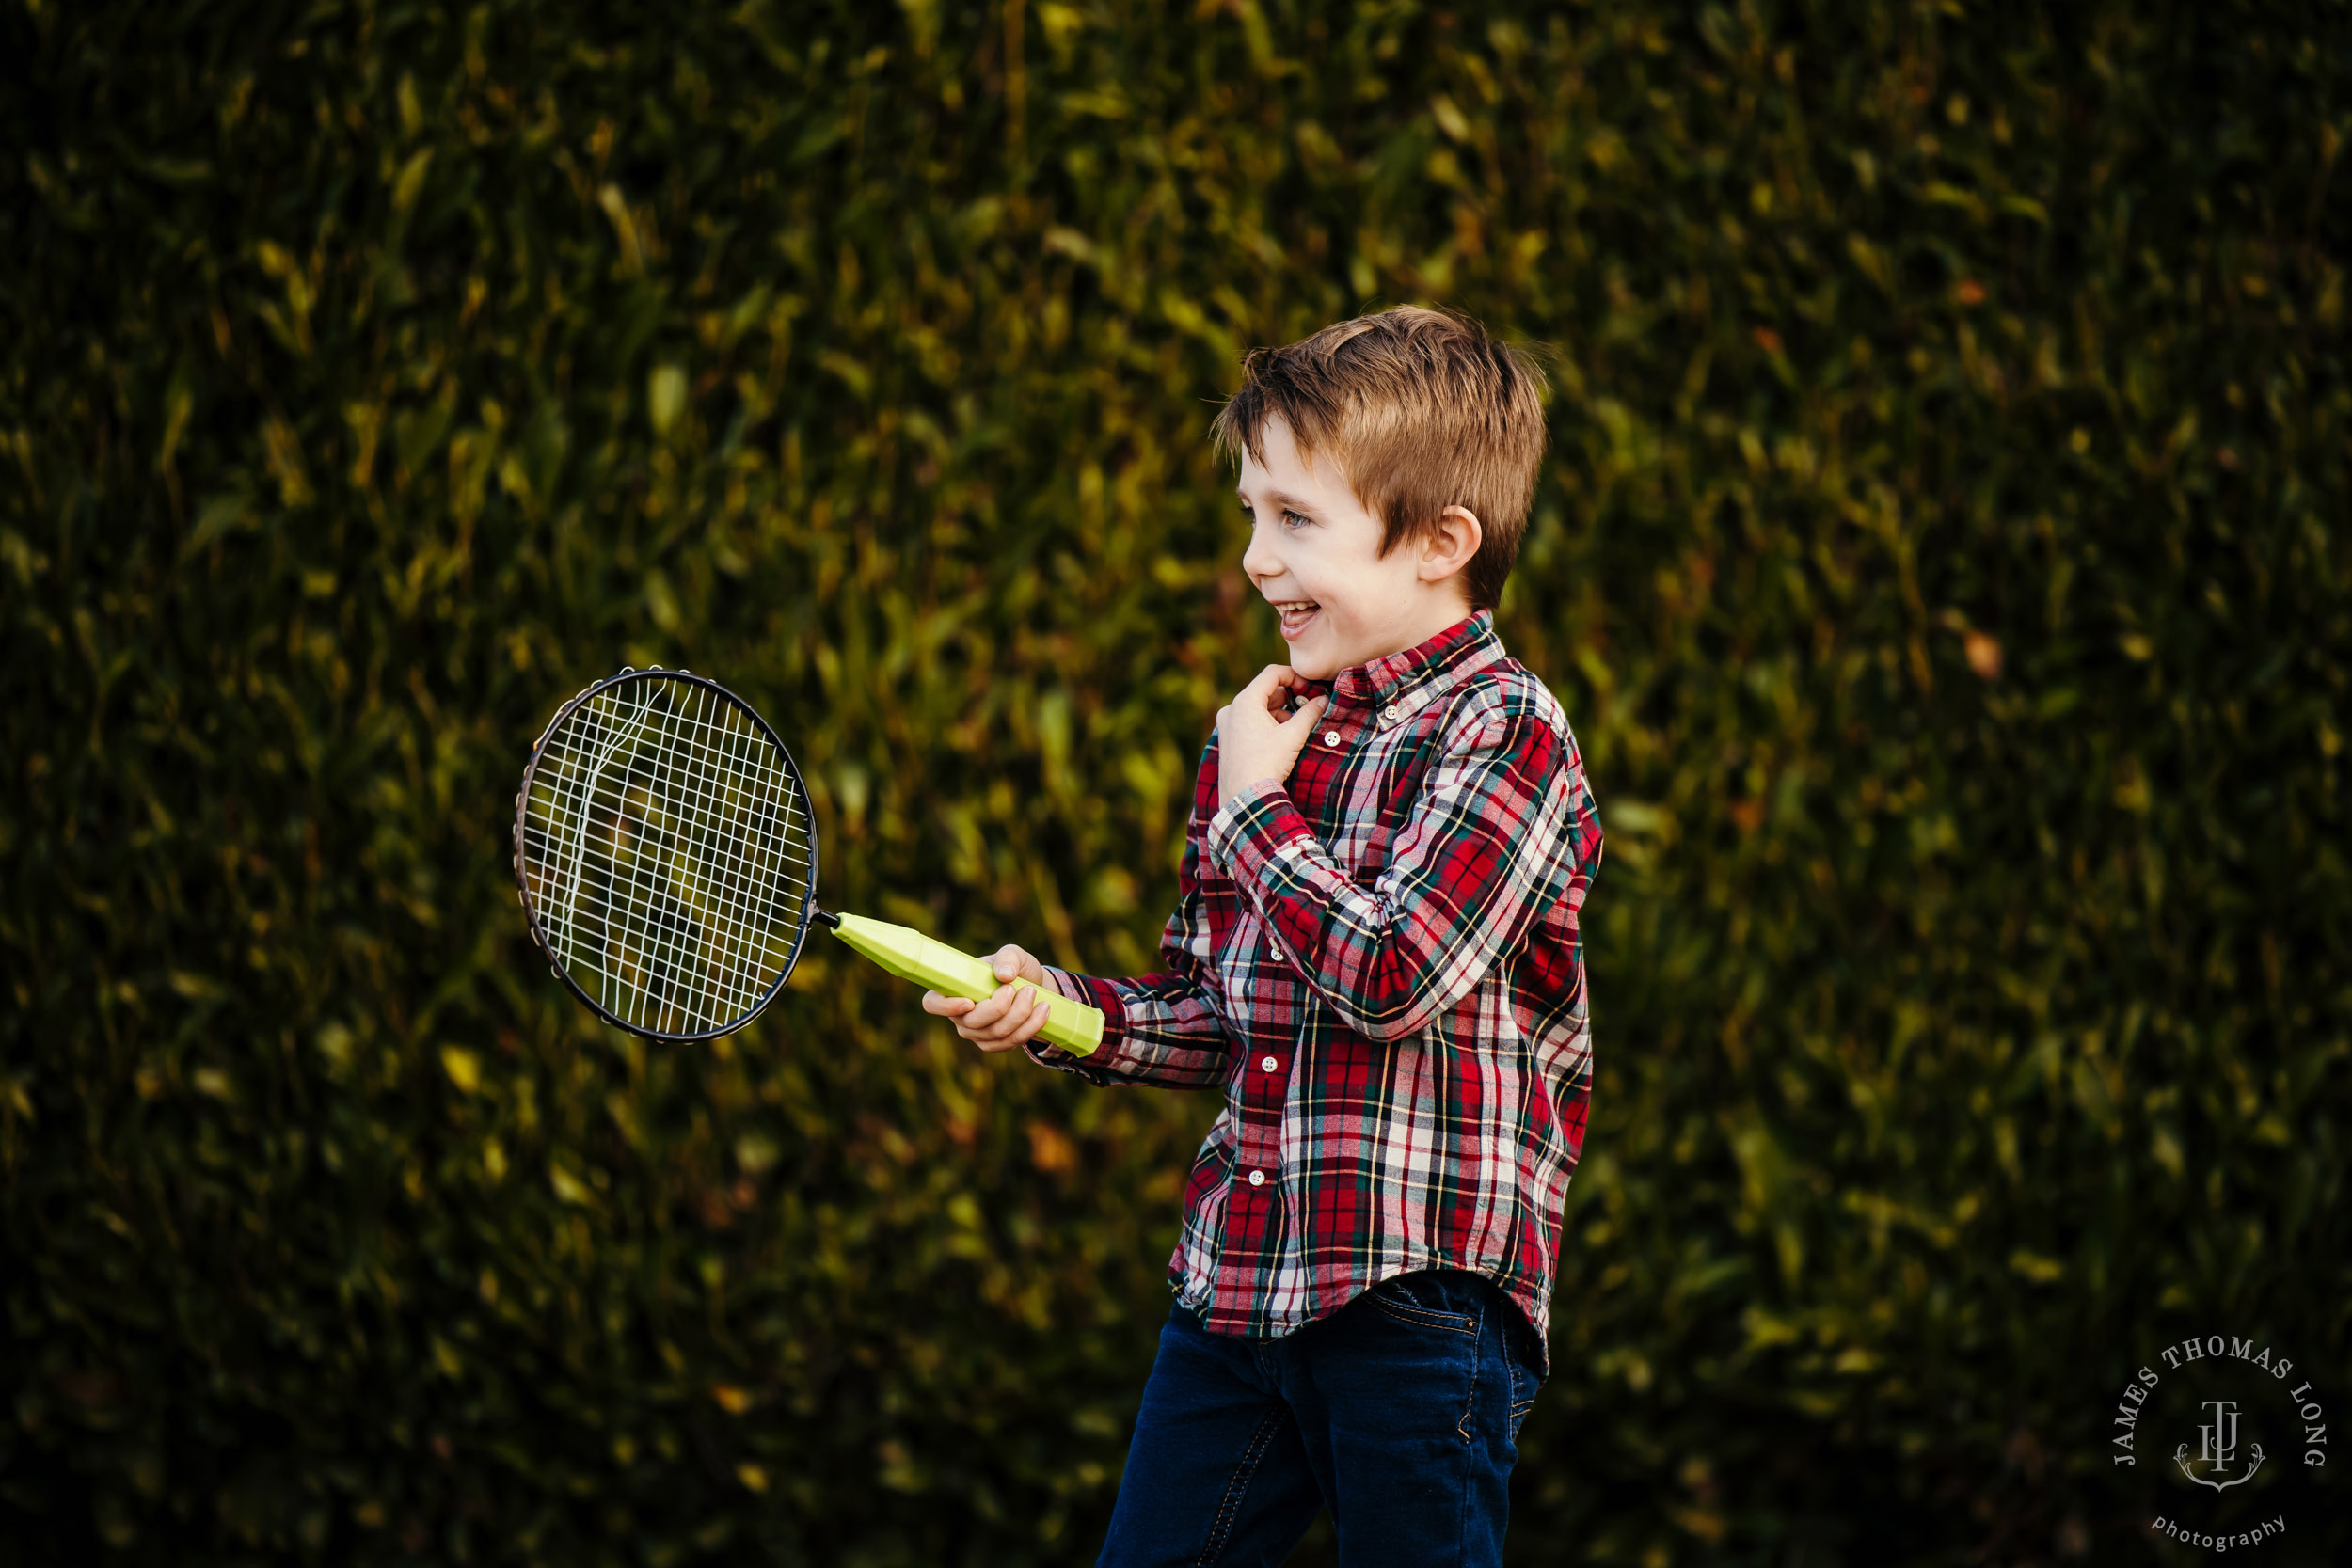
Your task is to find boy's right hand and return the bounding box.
[922,944,1055,1053]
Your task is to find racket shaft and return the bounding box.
[829,914,1102,1056]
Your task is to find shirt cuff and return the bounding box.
[1206,776,1314,885]
[1023,964,1131,1083]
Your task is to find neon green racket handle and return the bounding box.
[827,912,1104,1056]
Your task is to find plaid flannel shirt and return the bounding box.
[1031,610,1601,1364]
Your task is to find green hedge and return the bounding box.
[4,0,2346,1561]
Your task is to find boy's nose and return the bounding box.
[1240,524,1281,585]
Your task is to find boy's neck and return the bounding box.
[1346,595,1480,673]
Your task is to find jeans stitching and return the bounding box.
[1195,1405,1286,1568]
[1505,1315,1540,1438]
[1454,1299,1487,1560]
[1453,1293,1486,1447]
[1368,1291,1477,1337]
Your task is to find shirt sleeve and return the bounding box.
[1023,740,1240,1089]
[1203,688,1592,1044]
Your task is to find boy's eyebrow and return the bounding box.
[1239,488,1318,514]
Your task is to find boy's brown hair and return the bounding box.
[1211,306,1549,613]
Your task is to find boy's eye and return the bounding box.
[1238,500,1310,530]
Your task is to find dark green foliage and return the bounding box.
[3,0,2346,1562]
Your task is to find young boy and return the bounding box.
[924,307,1602,1567]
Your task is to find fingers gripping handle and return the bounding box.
[826,913,1104,1056]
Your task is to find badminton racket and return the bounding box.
[511,667,1103,1053]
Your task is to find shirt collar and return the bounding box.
[1324,610,1504,717]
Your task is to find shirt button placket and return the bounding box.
[1240,1046,1281,1196]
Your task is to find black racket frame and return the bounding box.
[511,667,824,1041]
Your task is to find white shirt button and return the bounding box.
[1324,729,1342,747]
[1261,1054,1279,1072]
[1248,1169,1266,1187]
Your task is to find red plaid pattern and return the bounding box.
[1033,611,1602,1364]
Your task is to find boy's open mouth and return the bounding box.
[1273,600,1320,639]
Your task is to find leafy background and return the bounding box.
[3,0,2346,1562]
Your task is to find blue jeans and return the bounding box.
[1097,1271,1544,1567]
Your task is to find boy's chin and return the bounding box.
[1281,622,1350,681]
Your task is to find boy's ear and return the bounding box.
[1419,505,1484,583]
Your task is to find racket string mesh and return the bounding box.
[517,675,812,1037]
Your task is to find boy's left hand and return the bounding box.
[1216,664,1330,810]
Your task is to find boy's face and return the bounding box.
[1235,417,1478,682]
